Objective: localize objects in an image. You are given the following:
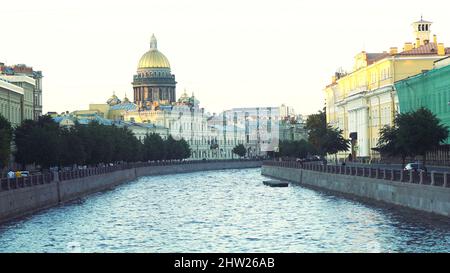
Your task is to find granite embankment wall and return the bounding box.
[262,162,450,218]
[0,160,261,224]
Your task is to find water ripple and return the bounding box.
[0,168,450,252]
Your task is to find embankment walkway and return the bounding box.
[0,160,262,225]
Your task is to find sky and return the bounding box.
[1,0,450,116]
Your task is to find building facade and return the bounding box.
[279,119,308,142]
[395,57,450,144]
[324,18,450,160]
[52,113,169,142]
[210,107,280,158]
[0,63,43,126]
[280,104,296,120]
[0,78,23,126]
[0,63,43,121]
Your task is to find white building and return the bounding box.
[211,107,280,157]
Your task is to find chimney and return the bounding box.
[415,38,421,48]
[404,42,413,51]
[438,43,445,56]
[434,34,438,45]
[332,76,337,84]
[389,47,398,55]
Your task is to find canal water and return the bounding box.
[0,168,449,253]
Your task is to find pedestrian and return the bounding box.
[348,153,353,162]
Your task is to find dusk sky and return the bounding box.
[2,0,450,115]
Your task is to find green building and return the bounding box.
[394,57,450,144]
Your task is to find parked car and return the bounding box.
[20,171,30,177]
[404,163,426,172]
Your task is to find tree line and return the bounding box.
[0,115,13,174]
[0,114,192,171]
[279,107,450,169]
[279,110,350,160]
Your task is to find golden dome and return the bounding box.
[138,34,171,69]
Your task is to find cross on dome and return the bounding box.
[150,34,158,50]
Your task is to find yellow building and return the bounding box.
[71,93,137,121]
[325,18,450,160]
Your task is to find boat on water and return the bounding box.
[263,180,289,187]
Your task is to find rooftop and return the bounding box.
[0,75,36,86]
[398,42,450,56]
[110,102,138,111]
[366,53,390,65]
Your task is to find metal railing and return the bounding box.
[0,159,262,192]
[263,160,449,188]
[1,173,53,191]
[57,159,261,181]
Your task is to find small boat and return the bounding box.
[263,180,289,187]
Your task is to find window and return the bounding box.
[374,108,378,124]
[371,72,377,84]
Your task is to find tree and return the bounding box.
[178,138,192,160]
[376,107,448,169]
[14,116,148,169]
[322,127,350,162]
[143,133,166,161]
[279,140,316,159]
[305,110,327,156]
[125,129,143,163]
[0,114,13,175]
[397,107,448,169]
[375,125,410,168]
[164,135,178,161]
[60,127,86,166]
[232,144,246,158]
[306,110,349,159]
[76,122,114,165]
[74,122,144,165]
[159,136,192,161]
[14,115,61,169]
[170,138,190,161]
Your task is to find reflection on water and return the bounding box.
[0,168,449,252]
